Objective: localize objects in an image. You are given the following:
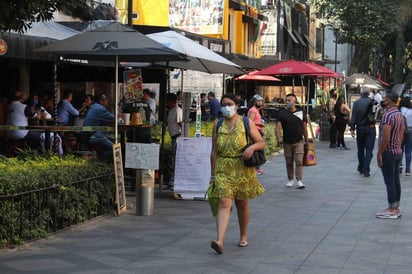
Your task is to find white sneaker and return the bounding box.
[296,181,306,189]
[286,180,294,187]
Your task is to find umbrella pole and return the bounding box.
[115,56,119,144]
[159,66,170,191]
[53,63,58,124]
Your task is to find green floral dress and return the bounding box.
[211,118,265,200]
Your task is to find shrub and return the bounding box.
[0,155,114,248]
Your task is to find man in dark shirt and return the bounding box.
[275,93,308,189]
[350,89,376,177]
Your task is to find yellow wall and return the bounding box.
[132,0,169,26]
[232,11,245,54]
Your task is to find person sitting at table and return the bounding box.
[84,93,115,162]
[58,90,79,125]
[73,94,93,126]
[7,91,42,147]
[6,91,63,156]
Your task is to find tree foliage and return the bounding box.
[0,1,85,33]
[0,0,116,33]
[309,0,401,47]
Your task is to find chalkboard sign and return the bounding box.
[174,137,212,200]
[125,143,160,170]
[113,143,127,215]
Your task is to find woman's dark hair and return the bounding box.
[220,93,239,105]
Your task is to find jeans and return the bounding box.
[381,152,402,208]
[356,126,376,173]
[283,140,304,181]
[402,130,412,173]
[89,132,114,162]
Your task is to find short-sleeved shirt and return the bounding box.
[276,108,306,144]
[6,101,37,139]
[379,106,405,155]
[248,106,264,133]
[167,106,183,137]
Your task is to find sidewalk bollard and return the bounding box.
[136,169,154,216]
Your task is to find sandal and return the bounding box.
[211,240,223,254]
[239,240,248,247]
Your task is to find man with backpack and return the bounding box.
[350,88,377,177]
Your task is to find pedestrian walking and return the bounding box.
[349,89,376,177]
[209,93,265,254]
[275,93,308,189]
[328,88,338,148]
[375,87,405,219]
[247,94,266,174]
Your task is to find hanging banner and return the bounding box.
[169,0,224,34]
[123,69,143,102]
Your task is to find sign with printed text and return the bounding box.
[174,137,212,200]
[125,142,160,170]
[113,143,126,215]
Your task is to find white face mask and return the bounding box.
[221,105,236,118]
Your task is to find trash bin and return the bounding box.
[136,169,154,216]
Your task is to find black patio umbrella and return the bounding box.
[35,22,186,143]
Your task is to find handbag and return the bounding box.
[243,144,267,167]
[243,118,266,167]
[206,184,218,217]
[303,114,317,166]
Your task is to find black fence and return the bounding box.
[0,172,115,247]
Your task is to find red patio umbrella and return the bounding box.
[256,60,341,113]
[236,70,281,81]
[256,59,341,77]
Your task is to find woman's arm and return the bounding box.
[210,122,218,178]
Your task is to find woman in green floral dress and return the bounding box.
[210,93,265,254]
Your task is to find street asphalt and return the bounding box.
[1,135,412,274]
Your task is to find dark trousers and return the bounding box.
[334,118,347,147]
[329,119,337,146]
[356,126,376,173]
[381,152,402,208]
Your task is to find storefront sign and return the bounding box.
[0,39,7,56]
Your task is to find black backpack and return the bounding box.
[367,99,378,124]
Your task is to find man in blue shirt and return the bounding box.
[207,92,220,120]
[84,93,115,161]
[58,90,79,125]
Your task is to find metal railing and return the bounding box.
[0,172,114,247]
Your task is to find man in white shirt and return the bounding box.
[166,93,182,189]
[7,91,63,155]
[6,91,42,145]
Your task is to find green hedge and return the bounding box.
[0,155,114,248]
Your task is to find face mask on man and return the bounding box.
[221,105,236,118]
[285,103,294,110]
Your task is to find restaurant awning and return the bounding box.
[0,21,80,61]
